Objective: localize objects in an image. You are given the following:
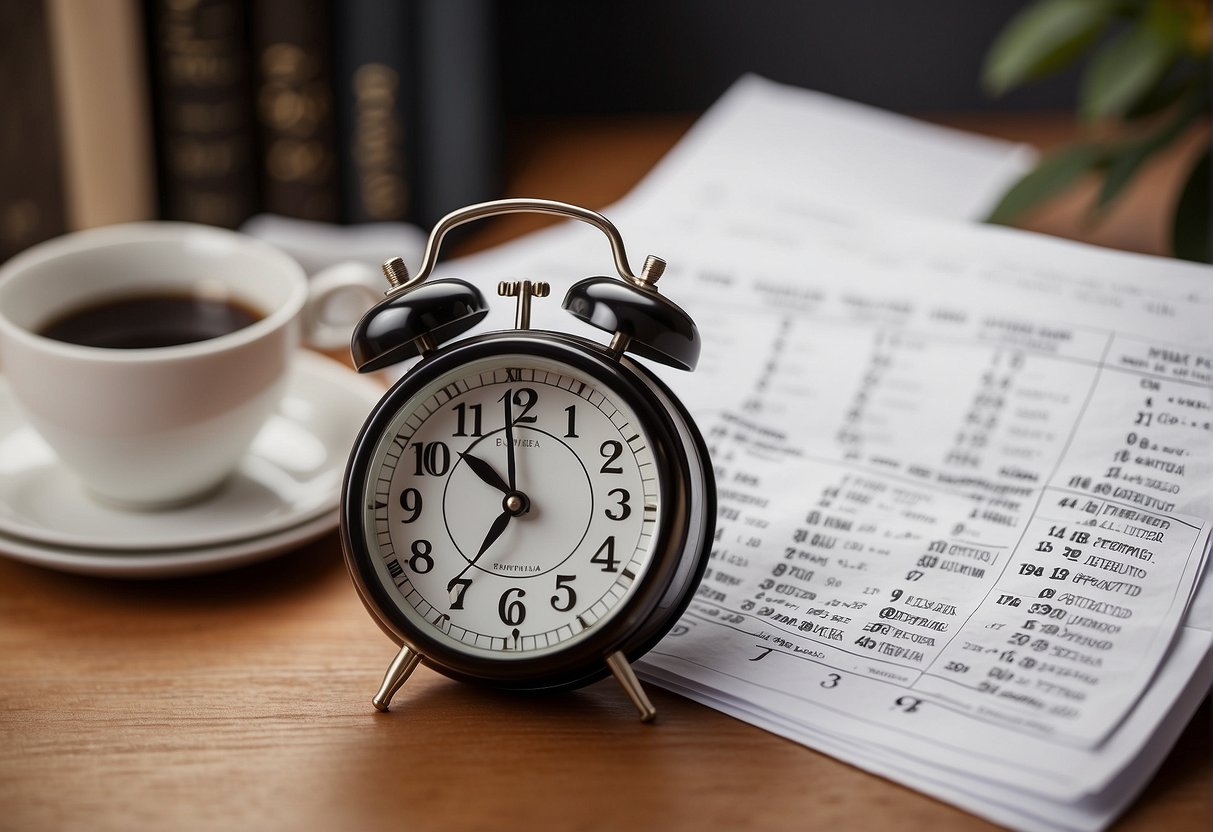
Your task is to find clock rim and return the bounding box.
[340,331,714,692]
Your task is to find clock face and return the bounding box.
[358,352,664,661]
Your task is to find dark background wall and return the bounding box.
[498,0,1080,116]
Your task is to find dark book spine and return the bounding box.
[252,0,341,223]
[335,0,412,223]
[413,0,500,227]
[0,0,67,261]
[146,0,258,229]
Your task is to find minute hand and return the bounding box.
[504,392,518,491]
[474,508,512,560]
[451,507,513,584]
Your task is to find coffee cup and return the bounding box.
[0,222,384,509]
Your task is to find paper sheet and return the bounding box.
[399,76,1212,830]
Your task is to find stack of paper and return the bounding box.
[423,76,1213,831]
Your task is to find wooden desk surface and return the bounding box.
[2,113,1209,831]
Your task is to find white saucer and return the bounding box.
[0,510,338,578]
[0,351,383,559]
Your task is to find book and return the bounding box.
[252,0,341,223]
[45,0,157,232]
[0,0,67,262]
[411,0,500,227]
[334,0,413,224]
[146,0,258,228]
[1,0,157,262]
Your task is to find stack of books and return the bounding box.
[0,0,500,262]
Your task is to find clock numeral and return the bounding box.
[386,559,404,580]
[550,574,577,612]
[500,388,538,424]
[591,536,618,572]
[452,402,483,437]
[447,577,471,610]
[605,488,631,521]
[505,367,523,382]
[599,440,624,474]
[398,488,422,523]
[498,587,527,626]
[408,539,434,574]
[411,441,451,476]
[564,405,578,438]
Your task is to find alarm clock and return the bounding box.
[339,198,714,721]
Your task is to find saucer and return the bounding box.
[0,351,383,552]
[0,510,338,578]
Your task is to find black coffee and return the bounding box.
[39,293,263,349]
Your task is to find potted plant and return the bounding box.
[983,0,1210,261]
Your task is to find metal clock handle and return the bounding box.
[381,198,667,294]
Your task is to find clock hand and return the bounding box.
[503,391,518,491]
[451,505,514,583]
[475,507,513,559]
[453,488,529,581]
[459,450,510,495]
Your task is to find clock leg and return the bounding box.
[606,651,656,723]
[372,644,422,712]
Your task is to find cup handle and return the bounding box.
[303,261,387,352]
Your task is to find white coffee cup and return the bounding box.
[0,222,384,509]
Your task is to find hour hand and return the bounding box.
[460,451,510,495]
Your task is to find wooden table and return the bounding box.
[2,113,1209,831]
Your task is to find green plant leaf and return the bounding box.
[987,143,1111,224]
[983,0,1121,96]
[1123,65,1207,119]
[1079,16,1181,121]
[1172,148,1210,262]
[1097,92,1204,209]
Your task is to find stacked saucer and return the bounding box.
[0,352,382,577]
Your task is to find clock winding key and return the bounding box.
[498,280,550,330]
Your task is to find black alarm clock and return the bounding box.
[339,198,714,721]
